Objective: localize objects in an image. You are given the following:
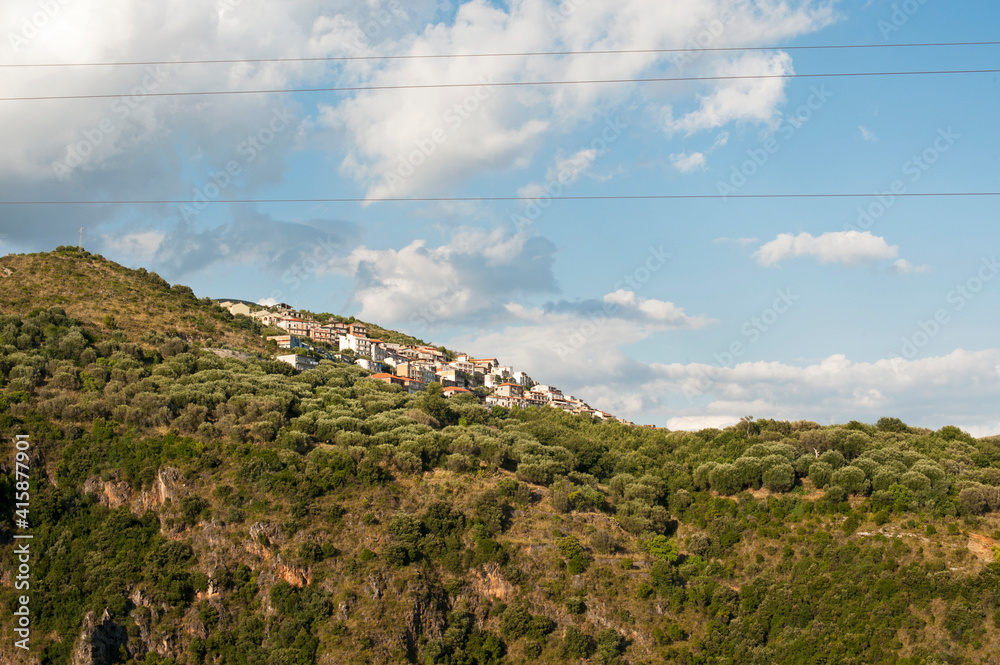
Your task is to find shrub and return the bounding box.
[709,463,742,495]
[808,461,833,489]
[762,463,796,493]
[563,626,596,659]
[830,466,868,495]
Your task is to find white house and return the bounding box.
[381,350,408,368]
[511,371,534,387]
[277,354,318,371]
[450,359,475,374]
[340,334,386,362]
[267,335,304,349]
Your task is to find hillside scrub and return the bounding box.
[1,251,999,664]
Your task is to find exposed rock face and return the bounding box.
[71,609,127,665]
[403,578,448,658]
[968,532,1000,562]
[82,467,186,516]
[471,562,516,601]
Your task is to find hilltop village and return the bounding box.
[218,299,634,425]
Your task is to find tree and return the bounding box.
[709,463,741,495]
[808,461,832,489]
[762,463,795,493]
[830,466,868,495]
[739,415,757,436]
[645,535,679,562]
[876,417,910,433]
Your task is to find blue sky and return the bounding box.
[1,0,998,432]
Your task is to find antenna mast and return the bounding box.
[79,227,83,249]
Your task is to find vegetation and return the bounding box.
[0,251,999,664]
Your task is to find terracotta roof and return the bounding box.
[497,382,521,388]
[371,373,396,379]
[443,387,470,392]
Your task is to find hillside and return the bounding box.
[0,247,267,353]
[1,250,999,665]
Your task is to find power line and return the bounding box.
[1,193,997,205]
[2,41,997,69]
[2,68,997,102]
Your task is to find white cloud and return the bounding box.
[552,149,598,183]
[859,125,878,142]
[712,131,730,149]
[755,230,899,267]
[714,236,759,246]
[890,258,929,274]
[964,421,1000,438]
[323,226,558,326]
[666,415,740,431]
[602,290,714,327]
[518,147,598,198]
[319,0,834,198]
[669,151,706,173]
[645,349,1000,433]
[0,0,836,256]
[257,297,278,307]
[455,294,1000,431]
[664,51,795,135]
[101,230,165,263]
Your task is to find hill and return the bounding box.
[1,250,999,665]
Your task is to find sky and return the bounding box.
[1,0,998,433]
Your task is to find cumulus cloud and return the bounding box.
[890,258,929,274]
[0,0,413,249]
[113,210,364,278]
[518,148,599,199]
[669,151,706,173]
[319,0,834,198]
[664,51,795,135]
[101,230,166,263]
[448,289,715,413]
[755,230,899,267]
[645,349,1000,433]
[454,312,1000,432]
[323,226,559,326]
[666,415,741,431]
[0,0,835,263]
